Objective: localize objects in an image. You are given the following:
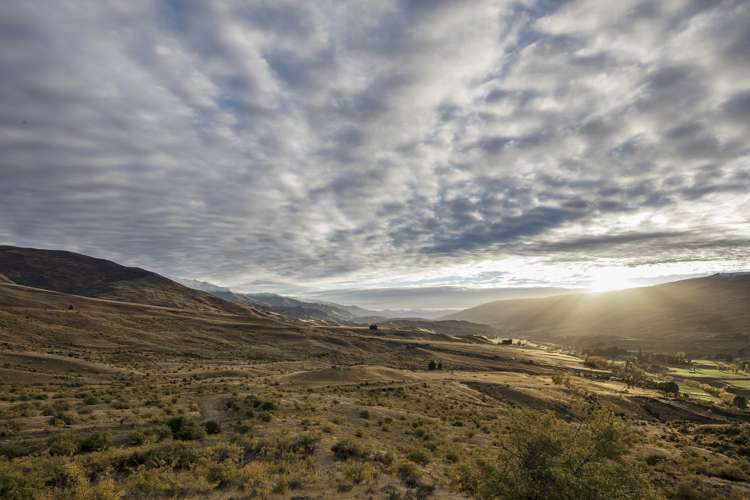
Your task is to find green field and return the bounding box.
[676,381,719,402]
[669,366,750,395]
[727,379,750,390]
[668,367,746,380]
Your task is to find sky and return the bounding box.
[1,0,749,309]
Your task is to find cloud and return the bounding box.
[1,0,748,295]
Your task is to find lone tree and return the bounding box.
[428,360,438,370]
[369,324,378,331]
[658,381,680,397]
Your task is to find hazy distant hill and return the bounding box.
[177,279,455,323]
[444,273,750,353]
[173,277,232,293]
[210,291,362,323]
[0,246,259,316]
[306,286,573,312]
[369,319,499,338]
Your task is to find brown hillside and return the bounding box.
[0,245,259,315]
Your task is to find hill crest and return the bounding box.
[0,245,261,316]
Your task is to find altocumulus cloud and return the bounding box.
[1,0,749,292]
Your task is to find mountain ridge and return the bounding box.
[0,245,263,316]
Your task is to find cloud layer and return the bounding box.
[1,0,749,295]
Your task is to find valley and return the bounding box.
[1,249,750,498]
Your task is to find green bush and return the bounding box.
[0,442,27,459]
[79,432,111,453]
[331,438,369,461]
[127,429,147,446]
[406,449,430,465]
[251,433,319,460]
[47,434,79,456]
[457,403,656,499]
[0,422,21,438]
[204,420,221,435]
[166,416,206,441]
[0,466,38,500]
[83,395,99,405]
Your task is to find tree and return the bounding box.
[428,360,437,370]
[658,381,679,397]
[368,324,378,331]
[457,402,655,500]
[733,395,747,409]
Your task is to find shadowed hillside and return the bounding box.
[444,274,750,353]
[0,246,260,316]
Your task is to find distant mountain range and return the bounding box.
[176,278,459,323]
[445,273,750,354]
[303,286,574,312]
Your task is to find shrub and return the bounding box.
[395,461,421,487]
[257,433,319,459]
[0,422,20,438]
[331,439,369,461]
[47,434,79,456]
[457,402,655,499]
[0,466,37,500]
[204,420,221,435]
[126,468,212,498]
[52,411,79,426]
[0,442,27,459]
[83,395,99,405]
[343,462,375,484]
[140,442,202,471]
[127,429,147,446]
[645,453,667,466]
[166,417,206,441]
[46,461,89,492]
[657,381,679,397]
[204,463,245,489]
[407,449,430,466]
[79,432,112,453]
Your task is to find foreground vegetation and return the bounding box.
[1,396,658,499]
[2,351,750,499]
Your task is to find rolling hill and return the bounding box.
[210,291,365,323]
[178,279,456,323]
[0,245,262,316]
[444,273,750,354]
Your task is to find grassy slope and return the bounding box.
[445,275,750,353]
[0,245,261,316]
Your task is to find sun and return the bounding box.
[588,269,636,293]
